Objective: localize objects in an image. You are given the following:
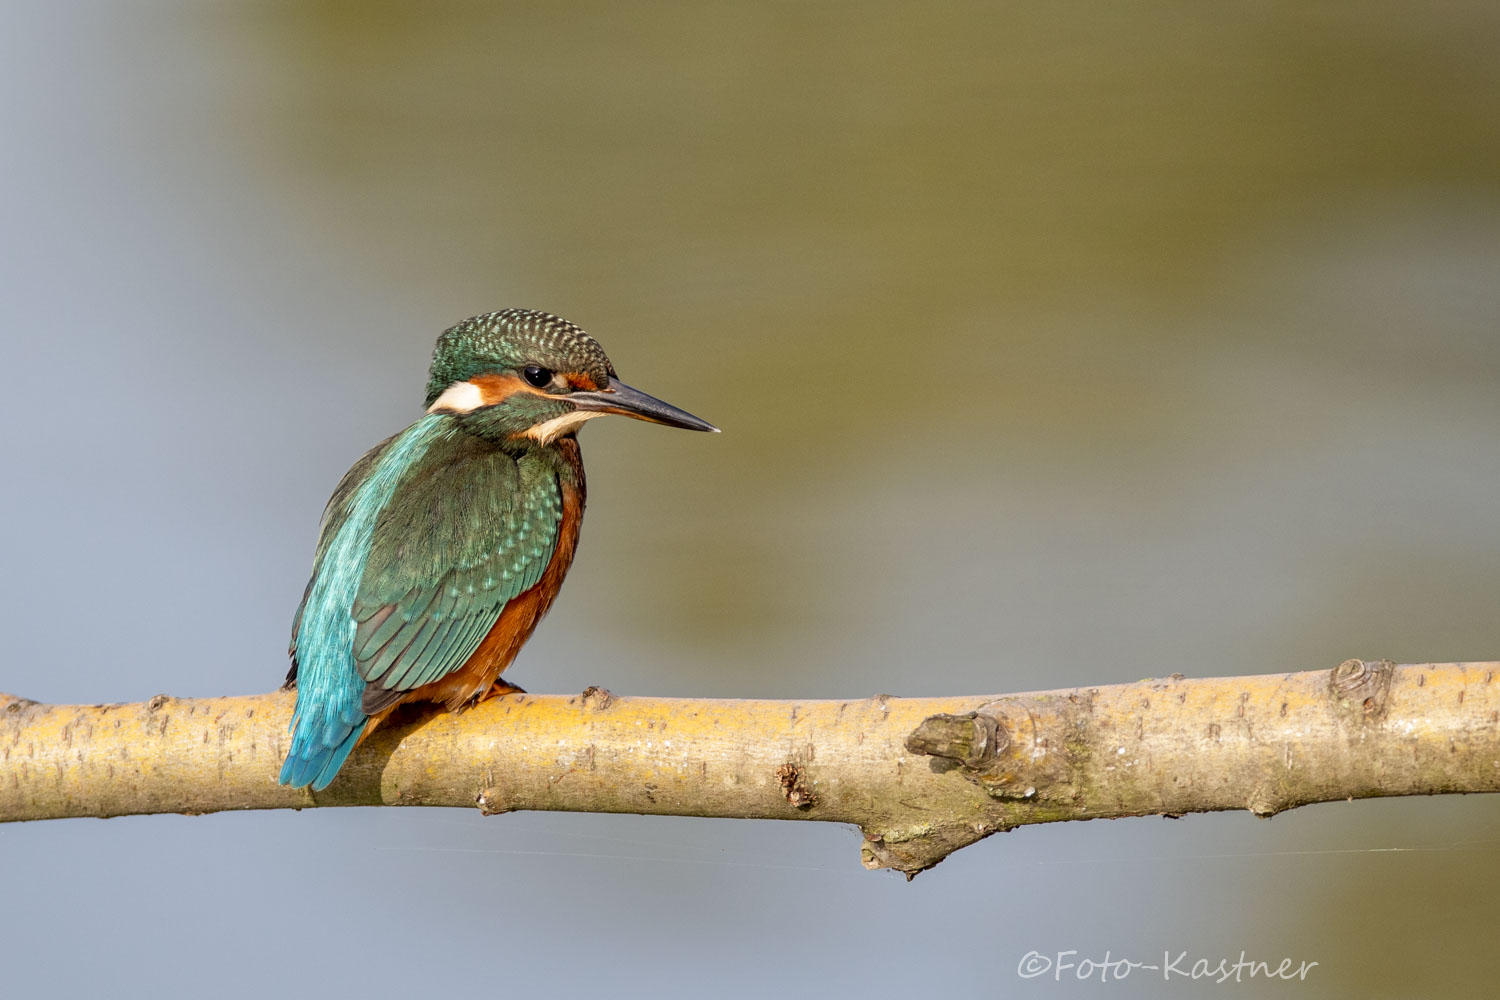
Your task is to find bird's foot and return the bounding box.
[482,678,527,700]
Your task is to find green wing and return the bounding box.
[351,433,563,711]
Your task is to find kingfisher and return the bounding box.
[278,308,716,790]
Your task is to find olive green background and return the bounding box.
[3,3,1498,997]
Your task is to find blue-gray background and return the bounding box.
[3,4,1499,997]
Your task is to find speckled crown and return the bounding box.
[424,309,616,406]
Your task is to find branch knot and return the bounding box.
[1329,659,1395,721]
[905,712,1007,767]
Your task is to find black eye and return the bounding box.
[522,365,553,389]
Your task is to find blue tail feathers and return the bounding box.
[280,716,364,791]
[279,706,365,790]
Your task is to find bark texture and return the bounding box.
[3,660,1497,875]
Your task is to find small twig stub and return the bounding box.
[775,762,817,809]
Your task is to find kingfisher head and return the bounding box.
[423,309,717,444]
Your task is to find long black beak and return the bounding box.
[569,378,719,432]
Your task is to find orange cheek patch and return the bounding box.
[470,373,534,406]
[442,371,598,410]
[564,372,603,391]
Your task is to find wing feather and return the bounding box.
[350,433,563,700]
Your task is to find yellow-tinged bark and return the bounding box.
[3,660,1498,875]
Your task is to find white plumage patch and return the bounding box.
[427,380,485,414]
[525,409,603,445]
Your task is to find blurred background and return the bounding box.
[3,2,1499,996]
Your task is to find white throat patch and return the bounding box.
[526,409,603,445]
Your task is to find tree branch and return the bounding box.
[3,660,1497,876]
